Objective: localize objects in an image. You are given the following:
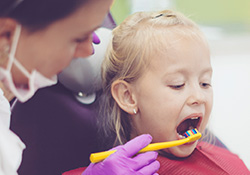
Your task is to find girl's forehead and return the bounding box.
[146,35,210,69]
[151,30,208,56]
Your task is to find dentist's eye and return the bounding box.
[169,84,185,90]
[200,82,211,88]
[75,37,88,43]
[75,34,92,43]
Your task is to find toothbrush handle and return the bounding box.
[90,138,189,163]
[90,150,116,163]
[139,138,188,153]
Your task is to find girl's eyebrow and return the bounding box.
[162,67,213,78]
[201,68,213,74]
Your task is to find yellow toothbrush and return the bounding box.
[90,128,201,163]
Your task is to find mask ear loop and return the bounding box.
[8,24,40,80]
[7,24,31,79]
[7,25,32,82]
[7,24,21,71]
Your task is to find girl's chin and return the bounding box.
[163,141,198,158]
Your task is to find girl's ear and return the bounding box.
[111,80,137,115]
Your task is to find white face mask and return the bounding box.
[0,25,57,102]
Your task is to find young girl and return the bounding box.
[99,9,250,174]
[63,9,249,174]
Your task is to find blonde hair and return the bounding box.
[100,9,208,146]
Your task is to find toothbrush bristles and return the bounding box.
[184,128,198,138]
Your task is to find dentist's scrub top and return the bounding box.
[0,88,25,175]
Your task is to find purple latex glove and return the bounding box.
[92,32,100,44]
[82,134,160,175]
[91,32,100,55]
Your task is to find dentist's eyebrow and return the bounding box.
[84,25,102,36]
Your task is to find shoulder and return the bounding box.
[157,142,250,175]
[197,141,240,159]
[197,142,249,170]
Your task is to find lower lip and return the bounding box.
[183,140,197,146]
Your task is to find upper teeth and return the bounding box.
[191,117,199,120]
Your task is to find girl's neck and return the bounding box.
[158,150,194,160]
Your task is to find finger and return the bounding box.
[122,134,152,157]
[131,151,158,171]
[138,160,160,175]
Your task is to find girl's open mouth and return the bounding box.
[176,114,202,139]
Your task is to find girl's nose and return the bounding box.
[187,87,206,106]
[73,37,93,58]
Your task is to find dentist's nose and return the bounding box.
[74,37,93,58]
[187,86,206,106]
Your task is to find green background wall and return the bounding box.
[175,0,250,30]
[110,0,250,32]
[110,0,131,25]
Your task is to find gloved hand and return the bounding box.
[82,134,160,175]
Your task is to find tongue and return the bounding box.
[177,119,193,135]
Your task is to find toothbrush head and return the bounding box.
[184,128,202,143]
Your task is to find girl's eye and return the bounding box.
[200,82,211,88]
[169,84,185,90]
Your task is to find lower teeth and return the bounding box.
[178,133,185,139]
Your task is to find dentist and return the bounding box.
[0,0,159,174]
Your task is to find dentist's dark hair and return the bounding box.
[0,0,89,32]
